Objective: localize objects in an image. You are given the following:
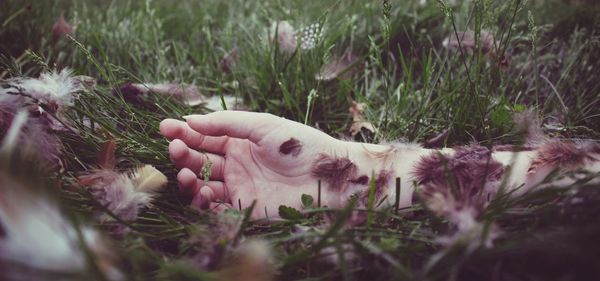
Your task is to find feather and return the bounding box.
[267,21,297,54]
[130,165,168,193]
[0,168,122,280]
[116,82,243,110]
[81,165,167,222]
[316,50,359,81]
[8,69,79,110]
[52,13,74,41]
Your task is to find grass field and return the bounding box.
[1,0,600,280]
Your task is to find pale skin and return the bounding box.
[160,111,600,219]
[159,111,413,219]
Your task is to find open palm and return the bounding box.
[160,111,344,218]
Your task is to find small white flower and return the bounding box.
[299,23,322,50]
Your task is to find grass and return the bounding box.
[1,0,600,280]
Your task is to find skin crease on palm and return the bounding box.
[159,111,600,220]
[159,111,412,219]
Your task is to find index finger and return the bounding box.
[184,111,284,143]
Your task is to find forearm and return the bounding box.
[337,141,432,210]
[338,140,600,216]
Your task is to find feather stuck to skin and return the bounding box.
[0,169,122,281]
[79,165,167,221]
[414,146,505,223]
[414,146,506,247]
[279,138,303,156]
[312,154,357,192]
[528,141,599,173]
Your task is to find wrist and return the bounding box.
[344,141,428,210]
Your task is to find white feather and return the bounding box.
[8,69,80,108]
[0,181,121,280]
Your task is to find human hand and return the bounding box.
[160,111,382,218]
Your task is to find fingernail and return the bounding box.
[182,115,205,120]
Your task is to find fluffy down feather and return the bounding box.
[80,165,167,221]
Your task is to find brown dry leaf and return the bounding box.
[97,138,117,169]
[348,101,375,136]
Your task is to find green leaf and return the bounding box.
[278,205,304,220]
[301,194,314,208]
[491,105,512,127]
[513,104,527,112]
[367,171,376,228]
[379,237,400,250]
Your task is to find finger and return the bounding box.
[208,202,234,213]
[191,186,214,209]
[196,179,229,202]
[184,111,284,143]
[190,183,230,210]
[160,119,229,155]
[169,139,225,180]
[176,168,200,196]
[177,168,230,202]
